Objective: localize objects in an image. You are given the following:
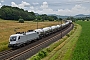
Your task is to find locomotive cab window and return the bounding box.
[10,36,17,41]
[18,36,20,40]
[37,32,39,34]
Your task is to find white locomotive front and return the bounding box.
[8,31,39,48]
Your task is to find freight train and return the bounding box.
[8,20,72,48]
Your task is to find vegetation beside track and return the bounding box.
[28,23,78,60]
[0,19,60,52]
[72,21,90,60]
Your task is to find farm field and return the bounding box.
[72,21,90,60]
[0,19,60,52]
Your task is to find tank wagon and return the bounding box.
[42,27,51,36]
[8,20,72,48]
[34,29,44,38]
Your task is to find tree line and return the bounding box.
[0,5,35,20]
[36,14,58,21]
[0,5,58,21]
[66,16,90,22]
[75,17,90,21]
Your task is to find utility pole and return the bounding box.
[61,19,62,38]
[59,18,63,38]
[36,19,38,29]
[58,19,59,25]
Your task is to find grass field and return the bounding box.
[0,19,60,52]
[72,21,90,60]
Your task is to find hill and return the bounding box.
[75,14,90,18]
[48,14,90,19]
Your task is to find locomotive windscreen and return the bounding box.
[10,36,17,41]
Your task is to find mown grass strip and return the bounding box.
[42,23,81,60]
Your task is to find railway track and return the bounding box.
[0,49,13,57]
[0,23,74,60]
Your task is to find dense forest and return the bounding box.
[0,5,36,20]
[0,5,58,21]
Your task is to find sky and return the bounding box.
[0,0,90,16]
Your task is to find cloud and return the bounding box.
[0,0,4,2]
[41,2,48,9]
[0,3,2,8]
[34,4,90,16]
[0,3,1,5]
[57,5,90,16]
[29,2,54,14]
[11,1,30,9]
[11,1,90,16]
[11,2,18,7]
[30,6,34,9]
[32,3,39,5]
[29,6,40,13]
[69,0,90,3]
[36,2,55,14]
[36,8,55,14]
[19,1,30,8]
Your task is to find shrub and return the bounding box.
[66,34,70,37]
[30,49,47,60]
[19,19,24,23]
[38,50,47,59]
[47,48,52,52]
[31,55,40,60]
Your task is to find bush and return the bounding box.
[33,55,40,60]
[30,50,47,60]
[38,50,47,59]
[19,19,24,23]
[66,34,70,37]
